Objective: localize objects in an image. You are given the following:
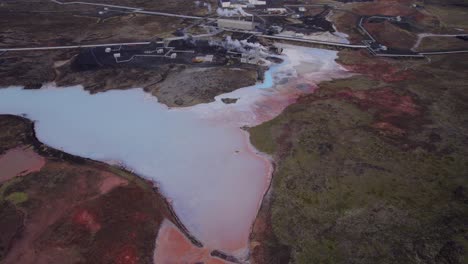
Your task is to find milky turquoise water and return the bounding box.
[0,85,269,252]
[0,46,347,257]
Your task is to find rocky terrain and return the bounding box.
[0,0,260,107]
[149,66,260,107]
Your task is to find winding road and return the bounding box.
[50,0,210,20]
[0,0,466,57]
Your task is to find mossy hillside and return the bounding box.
[250,51,468,263]
[251,97,468,263]
[425,3,468,29]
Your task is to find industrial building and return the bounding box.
[217,19,255,30]
[192,54,214,63]
[240,53,260,64]
[266,7,287,14]
[219,0,266,8]
[220,0,231,8]
[249,0,266,5]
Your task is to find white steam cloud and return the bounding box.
[209,36,266,54]
[217,7,252,17]
[205,2,212,13]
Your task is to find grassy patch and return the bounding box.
[425,4,468,29]
[249,124,278,155]
[5,192,28,205]
[0,177,23,200]
[252,96,468,262]
[250,48,468,263]
[416,36,468,52]
[318,75,382,94]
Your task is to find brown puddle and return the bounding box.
[0,146,45,183]
[154,219,227,264]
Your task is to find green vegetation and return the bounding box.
[416,36,468,52]
[0,177,23,200]
[425,3,468,29]
[250,52,468,263]
[316,75,384,96]
[5,192,28,205]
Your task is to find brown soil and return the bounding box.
[297,86,427,146]
[0,203,24,261]
[339,50,416,83]
[352,1,423,17]
[331,11,365,43]
[0,147,45,184]
[154,220,226,264]
[364,21,418,50]
[0,3,182,48]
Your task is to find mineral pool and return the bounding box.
[0,45,349,259]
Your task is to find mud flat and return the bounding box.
[153,219,225,264]
[0,45,349,260]
[0,146,45,184]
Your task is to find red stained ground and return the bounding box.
[132,211,150,223]
[1,162,92,264]
[372,121,407,137]
[335,87,422,137]
[0,116,178,264]
[72,209,101,233]
[154,219,227,264]
[354,0,423,17]
[253,79,319,125]
[115,245,139,264]
[0,146,45,183]
[336,88,420,116]
[343,63,415,83]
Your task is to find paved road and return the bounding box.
[50,0,209,20]
[420,50,468,55]
[0,42,152,52]
[2,1,465,57]
[358,17,376,42]
[0,28,223,52]
[0,30,224,52]
[0,34,368,52]
[284,4,337,8]
[260,35,367,49]
[412,33,468,51]
[358,15,468,57]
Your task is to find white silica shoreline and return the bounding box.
[0,45,349,258]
